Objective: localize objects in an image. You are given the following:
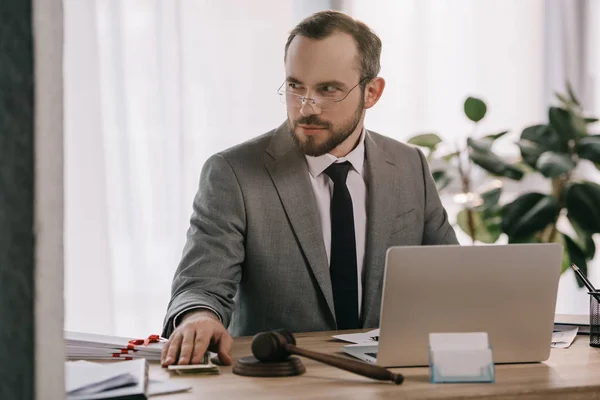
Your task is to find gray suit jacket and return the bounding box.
[162,123,458,337]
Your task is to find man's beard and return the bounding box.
[289,97,364,157]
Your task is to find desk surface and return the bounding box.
[150,330,600,400]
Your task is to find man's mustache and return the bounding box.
[295,116,330,129]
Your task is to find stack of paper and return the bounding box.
[66,331,165,361]
[66,359,148,399]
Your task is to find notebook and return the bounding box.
[67,359,148,400]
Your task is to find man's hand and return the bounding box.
[161,310,233,367]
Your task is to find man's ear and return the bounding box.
[363,77,385,109]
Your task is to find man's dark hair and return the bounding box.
[284,10,382,81]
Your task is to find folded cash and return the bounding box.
[167,353,219,375]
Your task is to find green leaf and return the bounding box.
[535,151,576,178]
[513,161,536,174]
[572,114,587,137]
[441,151,460,162]
[549,107,577,143]
[564,234,588,288]
[520,124,545,141]
[502,165,526,180]
[469,150,525,180]
[457,209,501,244]
[481,204,502,220]
[584,117,599,124]
[501,193,560,239]
[555,92,571,106]
[483,131,509,141]
[508,235,537,244]
[464,97,487,122]
[407,133,442,150]
[467,137,494,152]
[469,150,504,175]
[587,237,596,260]
[517,139,545,167]
[567,82,581,106]
[565,182,600,234]
[568,215,596,261]
[432,170,452,191]
[479,187,502,209]
[520,124,563,153]
[576,136,600,164]
[552,233,571,274]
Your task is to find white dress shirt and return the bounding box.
[305,130,367,315]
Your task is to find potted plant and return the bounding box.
[407,96,525,245]
[408,85,600,281]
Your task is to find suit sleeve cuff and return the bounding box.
[173,306,223,329]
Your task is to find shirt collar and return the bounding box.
[305,128,366,178]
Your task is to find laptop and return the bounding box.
[343,243,563,367]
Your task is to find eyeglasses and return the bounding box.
[277,77,370,111]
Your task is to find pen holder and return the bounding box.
[589,291,600,348]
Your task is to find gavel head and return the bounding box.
[251,329,297,362]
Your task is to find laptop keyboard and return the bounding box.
[366,352,378,358]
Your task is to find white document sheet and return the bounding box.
[551,327,579,349]
[332,328,380,344]
[148,380,192,396]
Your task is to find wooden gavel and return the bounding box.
[251,329,404,384]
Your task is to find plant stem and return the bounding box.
[466,209,476,245]
[467,148,476,244]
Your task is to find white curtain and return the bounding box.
[65,0,600,337]
[345,0,546,156]
[64,0,330,337]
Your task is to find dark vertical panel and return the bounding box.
[0,0,35,399]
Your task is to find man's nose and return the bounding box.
[300,99,321,117]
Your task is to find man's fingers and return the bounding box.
[177,329,196,365]
[216,330,233,365]
[162,316,228,367]
[162,332,183,367]
[191,333,211,364]
[160,339,170,365]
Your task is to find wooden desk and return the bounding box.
[150,330,600,399]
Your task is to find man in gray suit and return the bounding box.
[161,10,458,367]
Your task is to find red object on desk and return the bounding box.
[128,334,161,349]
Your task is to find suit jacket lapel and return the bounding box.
[265,123,335,321]
[361,131,411,326]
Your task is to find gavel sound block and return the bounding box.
[232,329,403,384]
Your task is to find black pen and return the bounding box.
[570,263,600,302]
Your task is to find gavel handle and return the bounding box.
[285,344,404,384]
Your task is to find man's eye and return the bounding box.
[288,83,302,90]
[321,86,338,93]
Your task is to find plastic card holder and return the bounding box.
[429,332,495,383]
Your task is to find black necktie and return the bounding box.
[324,162,359,329]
